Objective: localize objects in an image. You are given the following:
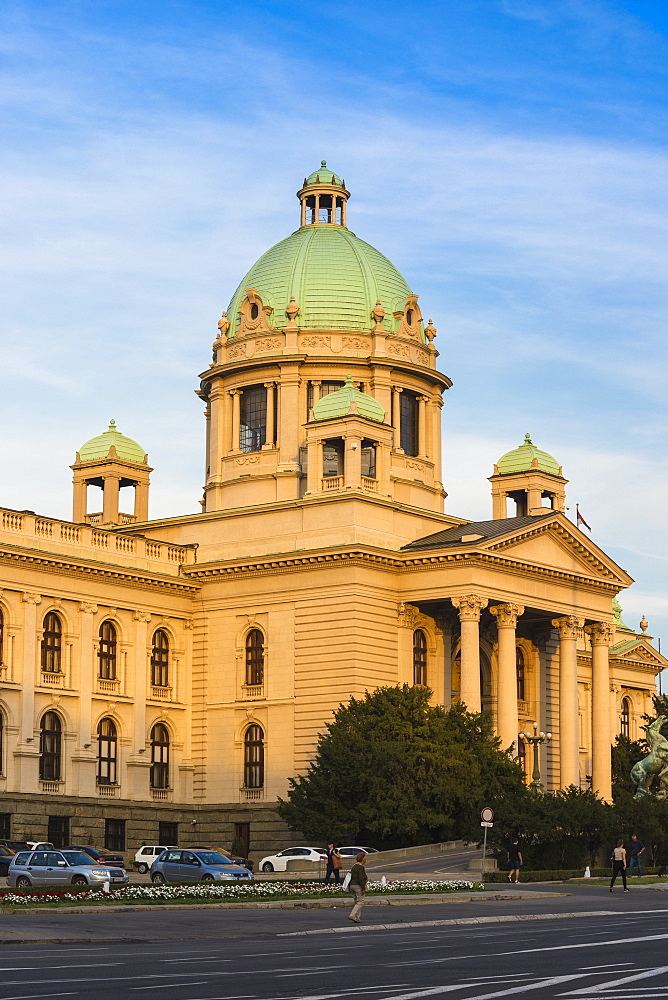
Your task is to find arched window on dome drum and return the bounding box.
[307,380,344,414]
[41,612,62,673]
[244,724,264,789]
[98,621,117,680]
[150,723,170,789]
[97,717,117,785]
[240,385,267,453]
[621,697,631,739]
[516,648,526,702]
[399,391,419,457]
[39,711,62,781]
[361,440,376,479]
[413,629,427,686]
[245,629,264,687]
[151,630,170,688]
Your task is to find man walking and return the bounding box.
[325,843,342,886]
[348,852,368,923]
[629,834,645,877]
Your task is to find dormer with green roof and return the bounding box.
[312,375,386,423]
[71,420,152,526]
[489,433,568,519]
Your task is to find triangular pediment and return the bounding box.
[611,637,668,669]
[480,515,633,586]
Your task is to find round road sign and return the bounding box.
[481,806,494,823]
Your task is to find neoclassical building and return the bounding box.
[0,163,664,858]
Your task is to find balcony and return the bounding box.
[151,685,172,700]
[361,477,378,491]
[41,671,64,686]
[97,677,120,694]
[40,781,64,794]
[321,475,343,491]
[97,783,119,798]
[151,788,172,802]
[241,787,264,801]
[241,684,264,701]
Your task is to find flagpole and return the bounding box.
[576,503,580,530]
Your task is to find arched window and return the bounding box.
[244,724,264,789]
[150,723,170,789]
[39,711,62,781]
[0,711,4,775]
[240,385,267,453]
[413,629,427,686]
[97,717,117,785]
[621,697,631,739]
[245,629,264,687]
[98,621,117,680]
[0,607,4,666]
[516,648,526,702]
[151,630,170,688]
[41,612,62,673]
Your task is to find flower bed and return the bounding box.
[0,878,480,907]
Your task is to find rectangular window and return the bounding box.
[307,380,344,415]
[47,815,70,849]
[105,818,126,852]
[234,822,250,857]
[361,442,376,478]
[158,821,178,845]
[399,392,419,456]
[322,439,344,477]
[0,813,10,839]
[240,386,267,453]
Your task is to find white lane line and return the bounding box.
[163,958,233,963]
[561,966,668,995]
[131,984,208,990]
[579,965,636,970]
[356,977,586,1000]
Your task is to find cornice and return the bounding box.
[0,544,200,596]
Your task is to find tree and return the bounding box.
[277,685,528,849]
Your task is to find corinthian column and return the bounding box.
[452,595,487,713]
[552,615,582,788]
[490,603,524,753]
[585,622,615,802]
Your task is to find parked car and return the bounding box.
[26,842,54,850]
[0,846,17,876]
[65,845,126,868]
[0,840,30,854]
[337,846,379,858]
[190,845,253,871]
[259,847,327,873]
[7,849,129,888]
[150,849,254,884]
[133,845,179,874]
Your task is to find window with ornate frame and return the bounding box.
[97,717,117,785]
[399,391,419,456]
[413,629,427,686]
[41,612,63,673]
[621,697,631,738]
[240,385,267,453]
[150,723,170,789]
[0,711,3,775]
[516,647,526,702]
[244,724,264,789]
[245,629,264,687]
[151,629,170,688]
[98,621,117,680]
[0,606,4,666]
[39,711,62,781]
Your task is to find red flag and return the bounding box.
[576,506,591,532]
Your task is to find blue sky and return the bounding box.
[0,0,666,651]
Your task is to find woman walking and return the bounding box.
[348,852,368,923]
[325,843,342,885]
[610,839,629,892]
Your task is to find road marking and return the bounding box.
[282,911,617,936]
[0,995,75,1000]
[355,976,585,1000]
[561,965,668,994]
[163,957,233,963]
[578,964,636,970]
[131,984,208,990]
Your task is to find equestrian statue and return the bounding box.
[630,715,668,800]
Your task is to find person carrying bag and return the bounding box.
[347,852,368,923]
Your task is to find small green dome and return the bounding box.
[312,375,386,423]
[79,420,146,464]
[305,160,342,186]
[227,226,414,335]
[497,433,560,476]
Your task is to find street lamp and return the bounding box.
[519,722,552,791]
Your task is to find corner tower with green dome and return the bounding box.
[489,433,568,519]
[200,163,452,519]
[71,420,152,526]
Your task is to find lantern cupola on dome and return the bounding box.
[489,433,567,519]
[71,420,152,526]
[297,160,350,228]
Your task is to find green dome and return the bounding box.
[312,375,386,423]
[79,420,146,464]
[227,225,415,335]
[305,160,342,186]
[497,433,560,476]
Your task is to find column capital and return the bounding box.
[228,388,242,396]
[263,381,275,389]
[79,602,98,615]
[551,615,583,639]
[391,385,403,393]
[585,622,615,645]
[452,594,488,622]
[490,602,524,628]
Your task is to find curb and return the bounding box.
[0,889,567,917]
[279,909,617,936]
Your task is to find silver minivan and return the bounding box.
[8,849,129,888]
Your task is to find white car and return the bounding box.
[259,846,327,872]
[337,846,379,858]
[134,844,179,874]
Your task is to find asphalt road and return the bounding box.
[0,882,667,999]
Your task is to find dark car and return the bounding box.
[0,840,30,854]
[0,846,16,876]
[64,845,126,868]
[190,845,253,871]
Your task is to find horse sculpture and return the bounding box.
[630,715,668,800]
